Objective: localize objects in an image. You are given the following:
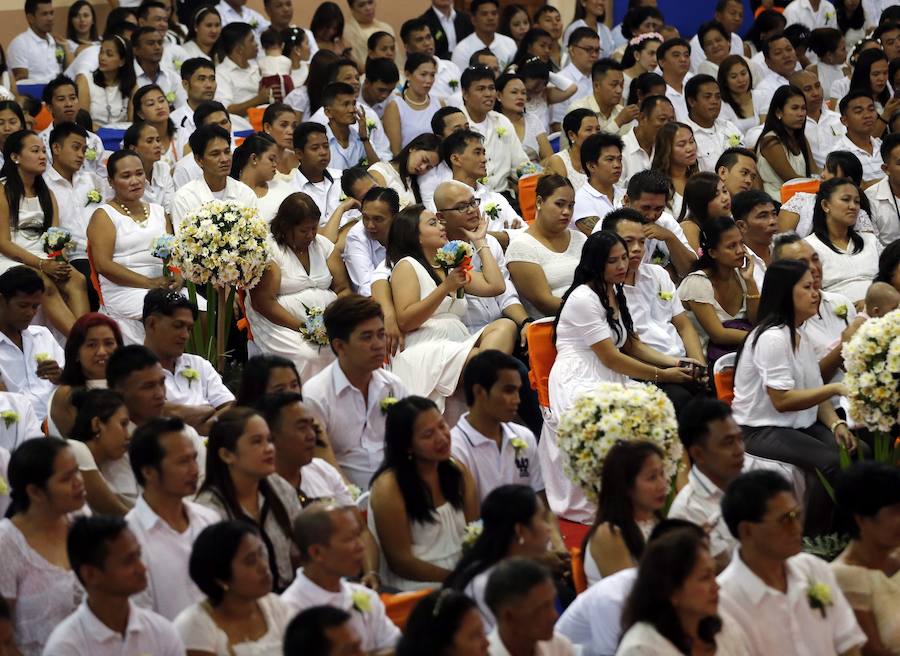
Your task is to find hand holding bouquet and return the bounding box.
[42,227,74,262]
[434,240,474,299]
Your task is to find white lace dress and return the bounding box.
[0,195,46,274]
[387,257,484,406]
[245,235,337,382]
[174,594,292,656]
[0,519,84,656]
[555,149,588,192]
[781,191,875,238]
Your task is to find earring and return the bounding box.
[536,203,542,211]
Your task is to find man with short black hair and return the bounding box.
[401,18,463,101]
[657,38,693,121]
[419,0,473,61]
[127,416,219,620]
[715,147,759,196]
[568,59,638,136]
[132,26,185,107]
[169,57,218,132]
[718,470,866,656]
[451,0,516,72]
[684,74,743,172]
[837,90,884,185]
[360,58,400,119]
[172,101,235,187]
[553,27,601,126]
[8,0,68,83]
[137,0,187,74]
[865,131,900,246]
[43,515,184,655]
[755,33,799,110]
[573,132,624,234]
[319,81,381,169]
[620,95,675,185]
[689,0,745,70]
[40,76,106,177]
[283,606,365,656]
[733,189,779,289]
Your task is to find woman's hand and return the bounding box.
[441,267,468,293]
[43,259,70,281]
[833,423,858,453]
[460,215,489,243]
[384,314,405,358]
[739,249,756,283]
[658,366,694,384]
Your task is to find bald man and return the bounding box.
[790,69,844,168]
[865,281,900,318]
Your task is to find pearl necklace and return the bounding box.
[115,200,150,224]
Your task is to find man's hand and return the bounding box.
[615,104,640,126]
[36,359,63,385]
[642,222,675,243]
[356,107,370,141]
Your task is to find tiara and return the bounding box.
[629,32,662,47]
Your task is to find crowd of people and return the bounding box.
[0,0,896,653]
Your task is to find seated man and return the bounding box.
[132,26,185,108]
[684,74,743,172]
[283,606,365,656]
[169,57,218,132]
[716,147,759,197]
[317,82,382,170]
[43,516,183,655]
[173,101,243,187]
[142,289,235,435]
[836,90,884,186]
[567,59,637,136]
[281,504,400,653]
[0,266,64,422]
[733,189,779,290]
[8,0,68,83]
[39,76,106,178]
[342,186,398,297]
[574,132,624,235]
[866,132,900,247]
[417,106,467,208]
[619,95,675,185]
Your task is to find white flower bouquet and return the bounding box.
[299,305,328,349]
[842,308,900,435]
[557,382,682,501]
[42,227,74,261]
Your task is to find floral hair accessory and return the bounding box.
[629,32,663,47]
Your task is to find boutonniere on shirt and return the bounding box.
[463,521,483,549]
[249,18,259,29]
[85,189,102,205]
[339,191,348,202]
[434,29,444,41]
[650,246,667,266]
[448,79,459,90]
[0,474,8,496]
[358,156,369,167]
[0,410,18,429]
[477,175,489,186]
[366,118,377,133]
[483,201,500,222]
[180,367,200,387]
[34,352,51,364]
[658,289,674,301]
[380,396,399,415]
[84,148,97,162]
[727,133,742,147]
[825,10,835,21]
[55,46,65,64]
[165,91,176,104]
[833,303,848,320]
[510,437,528,455]
[347,484,362,501]
[351,589,372,613]
[496,126,507,138]
[807,579,833,618]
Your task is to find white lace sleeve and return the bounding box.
[781,192,806,215]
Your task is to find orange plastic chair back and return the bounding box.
[247,106,267,133]
[518,174,540,223]
[754,5,783,16]
[526,320,556,408]
[86,245,105,306]
[780,179,820,204]
[236,288,254,341]
[570,547,587,594]
[714,369,735,405]
[558,517,590,550]
[34,105,53,132]
[380,588,432,631]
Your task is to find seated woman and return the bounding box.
[618,525,749,654]
[717,55,762,135]
[544,231,694,524]
[0,102,24,168]
[546,110,599,193]
[215,23,267,118]
[175,520,294,655]
[397,589,489,656]
[195,407,302,592]
[831,462,900,655]
[0,130,89,336]
[368,134,441,210]
[261,102,300,181]
[583,442,666,587]
[247,192,350,382]
[696,20,734,77]
[49,313,123,439]
[87,150,184,345]
[343,187,399,296]
[181,6,221,62]
[386,205,516,405]
[235,354,302,405]
[804,177,880,305]
[382,53,444,155]
[231,133,291,223]
[678,217,759,364]
[678,172,733,255]
[123,121,175,215]
[494,73,552,163]
[0,438,86,656]
[651,122,699,218]
[76,33,134,129]
[507,175,586,318]
[444,484,564,630]
[283,49,340,120]
[132,84,179,171]
[731,259,856,536]
[621,33,662,97]
[65,1,99,57]
[778,151,875,237]
[756,85,818,200]
[368,396,479,591]
[66,388,133,515]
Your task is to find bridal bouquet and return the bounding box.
[150,234,178,278]
[434,240,474,299]
[42,227,74,261]
[299,305,328,349]
[557,382,682,501]
[843,309,900,435]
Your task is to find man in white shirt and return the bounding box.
[0,391,41,450]
[684,74,744,172]
[216,22,267,117]
[718,470,866,656]
[137,0,187,74]
[755,33,799,112]
[485,558,577,656]
[216,0,269,40]
[282,505,400,652]
[360,58,399,119]
[142,289,235,434]
[43,515,184,656]
[574,132,624,234]
[172,101,238,187]
[784,0,839,29]
[837,90,885,185]
[132,27,186,108]
[417,107,468,208]
[283,606,366,656]
[552,28,601,126]
[620,95,675,185]
[169,58,217,132]
[401,18,463,102]
[733,190,778,290]
[315,82,382,170]
[291,122,351,230]
[451,0,517,72]
[8,0,68,83]
[127,416,220,620]
[689,0,745,71]
[866,132,900,246]
[39,76,106,179]
[172,124,259,230]
[0,267,64,422]
[790,69,844,168]
[566,58,638,136]
[716,147,760,197]
[343,186,395,296]
[658,38,693,121]
[303,295,407,489]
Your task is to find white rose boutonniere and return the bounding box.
[727,133,742,147]
[807,580,833,618]
[483,201,500,222]
[834,303,848,319]
[0,474,8,496]
[658,290,674,302]
[86,189,102,205]
[180,367,200,387]
[366,118,377,133]
[351,590,372,613]
[510,437,528,455]
[496,126,507,138]
[380,396,399,415]
[0,410,19,429]
[249,18,259,29]
[55,46,65,64]
[34,352,51,364]
[165,91,176,104]
[346,484,362,501]
[434,29,444,41]
[825,10,835,22]
[84,148,97,162]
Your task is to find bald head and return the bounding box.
[292,503,354,561]
[789,69,823,113]
[433,180,480,232]
[865,282,900,318]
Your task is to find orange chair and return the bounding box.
[34,105,53,132]
[754,5,784,16]
[570,547,587,594]
[713,353,737,405]
[780,178,820,204]
[526,318,556,409]
[86,245,105,306]
[236,288,254,342]
[380,588,433,631]
[518,174,540,223]
[558,517,590,551]
[247,106,267,133]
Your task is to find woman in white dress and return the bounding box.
[182,5,221,63]
[507,175,587,318]
[175,520,294,656]
[133,84,179,171]
[232,134,292,223]
[617,526,750,655]
[260,103,300,182]
[123,121,175,215]
[87,150,183,345]
[717,56,762,136]
[543,231,695,524]
[547,110,598,193]
[757,86,817,199]
[368,396,479,591]
[368,133,441,210]
[386,205,517,404]
[495,73,552,163]
[0,438,87,656]
[247,192,350,382]
[65,0,99,58]
[383,53,444,155]
[76,34,134,129]
[0,130,89,336]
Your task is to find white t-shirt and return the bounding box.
[556,567,637,655]
[622,263,686,358]
[574,183,616,230]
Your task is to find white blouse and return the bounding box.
[506,230,587,319]
[174,594,292,656]
[804,232,881,302]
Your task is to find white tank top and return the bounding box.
[395,92,443,149]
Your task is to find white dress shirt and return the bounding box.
[575,182,615,229]
[619,129,653,186]
[803,291,856,375]
[552,63,593,125]
[556,568,637,656]
[450,413,543,503]
[805,108,845,168]
[665,79,691,122]
[0,391,42,452]
[171,177,259,231]
[7,28,61,83]
[432,57,463,101]
[307,105,393,163]
[289,167,347,228]
[172,152,202,188]
[281,570,400,652]
[43,600,184,656]
[623,263,687,358]
[215,0,269,38]
[690,32,744,72]
[718,551,866,656]
[638,211,693,270]
[835,134,884,183]
[865,176,900,246]
[451,31,517,72]
[302,363,408,489]
[463,110,530,194]
[783,0,839,29]
[0,326,64,421]
[39,125,107,180]
[215,57,262,109]
[163,353,235,409]
[685,117,744,172]
[488,628,577,656]
[431,6,460,52]
[133,62,186,108]
[127,496,221,620]
[342,220,386,296]
[44,165,105,261]
[755,71,791,116]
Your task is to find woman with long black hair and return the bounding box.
[756,85,817,199]
[76,34,135,129]
[368,133,441,209]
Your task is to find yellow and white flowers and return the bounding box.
[483,201,500,222]
[557,382,682,501]
[842,309,900,433]
[510,437,528,454]
[85,189,102,205]
[366,119,377,133]
[658,290,674,302]
[34,352,52,364]
[0,410,19,429]
[380,396,399,415]
[84,148,97,162]
[463,520,483,547]
[0,474,8,496]
[833,303,848,320]
[496,126,507,138]
[351,590,372,613]
[181,368,200,387]
[172,200,271,289]
[807,580,833,617]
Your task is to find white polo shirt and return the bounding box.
[623,263,686,358]
[127,496,221,620]
[805,108,844,169]
[556,567,637,654]
[343,220,386,297]
[450,31,517,72]
[450,414,543,503]
[172,153,202,188]
[307,105,393,164]
[43,600,184,656]
[290,168,346,229]
[0,325,64,421]
[754,71,791,114]
[7,28,62,83]
[665,77,692,122]
[836,134,884,183]
[171,177,259,231]
[302,362,408,489]
[432,57,463,101]
[163,353,235,409]
[281,570,400,652]
[864,176,900,246]
[462,234,521,332]
[574,182,615,230]
[620,129,653,186]
[718,551,866,656]
[685,117,744,173]
[0,391,42,452]
[783,0,839,29]
[39,125,107,180]
[45,165,105,261]
[552,63,593,125]
[215,57,262,109]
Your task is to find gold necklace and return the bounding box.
[115,200,150,223]
[403,90,430,108]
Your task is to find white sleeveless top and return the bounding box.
[395,93,443,149]
[83,74,128,126]
[557,149,588,192]
[368,161,416,209]
[0,195,46,273]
